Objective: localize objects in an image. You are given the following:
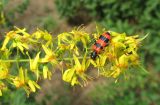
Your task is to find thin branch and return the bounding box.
[0,57,90,63]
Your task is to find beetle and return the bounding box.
[90,32,111,60]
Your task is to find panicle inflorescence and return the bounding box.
[0,26,147,96]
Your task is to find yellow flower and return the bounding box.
[1,27,31,52]
[0,69,8,79]
[57,28,90,55]
[63,68,75,83]
[32,29,43,39]
[58,33,72,45]
[73,54,90,73]
[14,27,30,37]
[129,51,140,66]
[29,52,40,72]
[12,41,29,54]
[0,90,2,96]
[111,32,126,43]
[62,68,80,86]
[32,29,53,47]
[57,44,69,51]
[110,66,121,78]
[0,81,6,96]
[70,28,90,48]
[43,66,52,80]
[12,77,24,88]
[0,62,9,79]
[94,54,108,67]
[62,54,90,86]
[28,80,40,92]
[27,52,40,80]
[71,76,79,86]
[101,66,121,78]
[41,45,57,64]
[12,67,25,88]
[117,54,129,68]
[11,67,41,93]
[1,31,15,50]
[58,33,79,55]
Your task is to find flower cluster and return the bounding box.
[60,27,147,86]
[0,26,147,96]
[0,27,54,96]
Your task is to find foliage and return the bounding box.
[0,25,146,96]
[0,89,35,105]
[89,71,160,105]
[39,15,57,32]
[55,0,160,71]
[0,0,8,26]
[0,0,30,28]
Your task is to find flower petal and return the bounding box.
[63,68,75,82]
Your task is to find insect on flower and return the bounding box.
[91,32,111,60]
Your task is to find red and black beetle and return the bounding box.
[91,32,111,60]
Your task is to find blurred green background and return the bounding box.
[0,0,160,105]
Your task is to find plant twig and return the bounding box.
[0,57,90,63]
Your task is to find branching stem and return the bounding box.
[0,57,90,63]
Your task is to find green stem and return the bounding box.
[63,57,90,60]
[0,59,29,63]
[16,46,20,69]
[0,57,90,63]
